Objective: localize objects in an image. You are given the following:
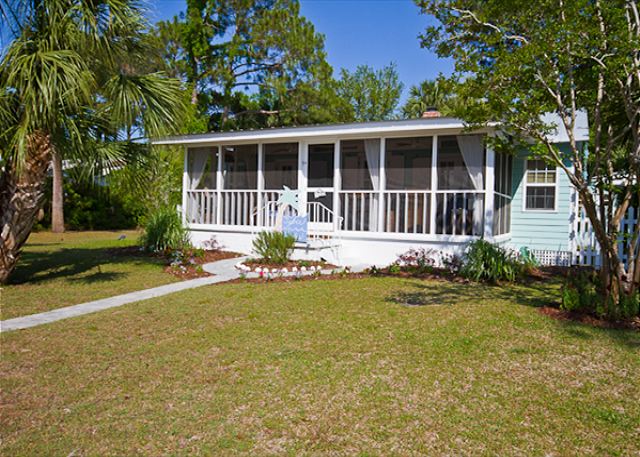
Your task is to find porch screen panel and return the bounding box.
[222,145,258,189]
[187,147,217,189]
[340,140,378,231]
[493,152,513,236]
[264,143,298,190]
[436,135,485,236]
[384,137,432,233]
[186,147,217,225]
[221,144,258,226]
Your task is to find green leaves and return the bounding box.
[0,0,186,173]
[155,0,348,130]
[337,63,404,122]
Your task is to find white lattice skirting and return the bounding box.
[529,249,573,267]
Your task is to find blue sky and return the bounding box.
[147,0,453,102]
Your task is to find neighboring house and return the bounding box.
[152,113,589,266]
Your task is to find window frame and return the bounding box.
[523,158,559,212]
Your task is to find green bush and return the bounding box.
[35,178,139,231]
[460,240,523,283]
[139,207,190,252]
[560,267,598,313]
[252,231,295,265]
[560,267,639,320]
[617,292,640,320]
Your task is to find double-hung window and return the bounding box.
[524,159,557,211]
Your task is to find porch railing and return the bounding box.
[338,190,484,235]
[187,189,484,237]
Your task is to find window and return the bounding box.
[264,143,298,189]
[524,159,557,211]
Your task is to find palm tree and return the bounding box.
[401,77,465,119]
[0,0,186,283]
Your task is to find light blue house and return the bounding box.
[154,112,589,266]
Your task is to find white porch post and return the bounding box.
[483,141,495,239]
[298,141,308,216]
[215,145,223,225]
[333,140,341,232]
[429,135,438,234]
[182,146,189,225]
[377,137,386,232]
[257,143,264,226]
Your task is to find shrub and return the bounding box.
[140,207,190,252]
[460,240,523,283]
[561,267,639,319]
[252,231,296,265]
[560,267,598,313]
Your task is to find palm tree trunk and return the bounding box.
[51,149,65,233]
[0,131,53,283]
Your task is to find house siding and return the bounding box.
[509,146,574,251]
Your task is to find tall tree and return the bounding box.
[0,0,185,283]
[156,0,350,130]
[337,63,404,122]
[418,0,640,318]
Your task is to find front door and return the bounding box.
[306,143,335,231]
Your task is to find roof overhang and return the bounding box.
[151,118,500,147]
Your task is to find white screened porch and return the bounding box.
[182,131,513,242]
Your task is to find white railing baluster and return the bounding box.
[422,193,428,233]
[413,194,418,233]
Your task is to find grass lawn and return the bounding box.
[1,231,178,320]
[1,276,639,455]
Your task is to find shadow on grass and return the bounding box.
[385,279,557,309]
[385,278,640,350]
[69,270,127,284]
[9,247,163,286]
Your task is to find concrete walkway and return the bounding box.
[0,256,245,333]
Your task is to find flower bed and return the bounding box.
[235,259,344,280]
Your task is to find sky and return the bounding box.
[147,0,453,102]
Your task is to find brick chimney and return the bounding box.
[421,107,441,118]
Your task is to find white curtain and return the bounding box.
[364,139,381,231]
[456,135,485,235]
[364,139,380,190]
[189,148,210,189]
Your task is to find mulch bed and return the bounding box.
[165,250,241,280]
[539,306,640,331]
[107,246,241,280]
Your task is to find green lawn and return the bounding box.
[1,231,177,320]
[1,276,638,455]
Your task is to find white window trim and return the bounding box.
[522,159,559,213]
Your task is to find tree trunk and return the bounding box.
[51,149,65,233]
[0,131,53,283]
